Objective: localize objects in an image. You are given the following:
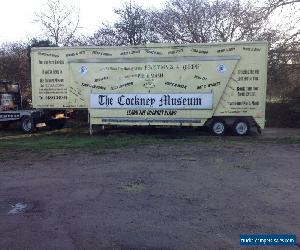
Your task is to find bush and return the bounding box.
[266,102,300,128]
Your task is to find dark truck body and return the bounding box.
[0,80,67,133]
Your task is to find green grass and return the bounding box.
[0,134,146,151]
[0,130,23,137]
[1,128,300,153]
[0,130,199,151]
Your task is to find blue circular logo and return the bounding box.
[79,65,88,76]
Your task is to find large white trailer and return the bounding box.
[31,41,268,135]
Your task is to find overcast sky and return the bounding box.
[0,0,298,45]
[0,0,165,44]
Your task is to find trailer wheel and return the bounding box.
[233,119,250,136]
[210,119,227,136]
[21,116,35,133]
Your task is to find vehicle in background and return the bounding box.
[0,80,68,133]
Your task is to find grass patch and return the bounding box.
[1,128,300,153]
[0,131,202,152]
[228,136,300,144]
[0,130,23,137]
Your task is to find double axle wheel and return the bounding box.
[233,119,250,136]
[210,119,227,136]
[210,118,250,136]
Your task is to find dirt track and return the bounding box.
[0,128,300,249]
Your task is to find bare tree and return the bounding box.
[211,0,267,42]
[0,43,31,106]
[34,0,80,46]
[261,0,300,44]
[258,0,300,102]
[152,0,214,43]
[263,0,300,14]
[152,0,269,43]
[91,23,124,46]
[91,1,158,46]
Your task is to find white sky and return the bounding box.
[0,0,298,44]
[0,0,165,44]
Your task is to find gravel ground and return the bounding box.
[0,128,299,250]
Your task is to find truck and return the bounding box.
[30,41,268,135]
[0,80,68,133]
[0,80,41,133]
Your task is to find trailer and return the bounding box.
[31,41,268,135]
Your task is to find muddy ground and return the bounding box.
[0,128,300,250]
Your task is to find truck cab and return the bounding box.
[0,80,44,133]
[0,80,22,111]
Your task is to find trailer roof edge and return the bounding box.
[30,41,269,51]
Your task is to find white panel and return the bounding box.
[90,93,213,110]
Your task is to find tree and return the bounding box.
[0,43,31,107]
[152,0,214,43]
[91,1,158,46]
[260,0,300,101]
[27,38,56,58]
[90,23,122,46]
[263,0,300,15]
[34,0,80,46]
[152,0,269,43]
[0,39,57,107]
[210,0,267,42]
[262,0,300,44]
[114,1,157,45]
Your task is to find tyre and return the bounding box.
[21,116,35,133]
[210,119,227,136]
[233,119,250,136]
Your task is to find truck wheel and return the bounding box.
[233,119,250,136]
[21,116,35,133]
[210,119,227,136]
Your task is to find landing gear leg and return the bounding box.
[89,123,93,135]
[256,126,262,135]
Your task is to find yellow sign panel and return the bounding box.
[31,42,268,128]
